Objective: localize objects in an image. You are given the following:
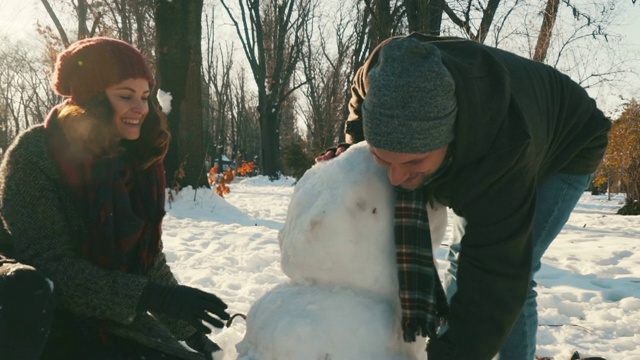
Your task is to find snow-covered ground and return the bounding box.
[163,173,640,359]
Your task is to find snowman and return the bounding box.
[236,142,446,360]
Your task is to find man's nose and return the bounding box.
[387,164,408,186]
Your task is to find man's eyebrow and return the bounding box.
[369,150,387,162]
[369,150,427,165]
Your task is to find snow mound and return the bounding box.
[166,186,254,224]
[236,284,419,360]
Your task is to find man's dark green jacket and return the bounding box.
[346,33,611,359]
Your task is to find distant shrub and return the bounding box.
[281,142,314,181]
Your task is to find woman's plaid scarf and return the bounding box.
[394,186,449,342]
[45,107,165,274]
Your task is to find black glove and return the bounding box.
[140,282,230,334]
[185,332,221,360]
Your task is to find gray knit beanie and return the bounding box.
[363,37,457,153]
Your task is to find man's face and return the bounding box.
[369,145,448,190]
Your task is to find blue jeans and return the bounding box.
[443,172,592,360]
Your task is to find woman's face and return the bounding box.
[105,78,150,140]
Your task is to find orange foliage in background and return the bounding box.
[208,161,257,197]
[237,161,257,176]
[592,99,640,214]
[594,100,640,200]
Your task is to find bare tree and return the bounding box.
[97,0,156,58]
[516,0,633,98]
[220,0,311,179]
[230,70,261,166]
[299,1,353,155]
[409,0,637,112]
[362,0,405,47]
[38,0,155,61]
[39,0,103,46]
[440,0,502,43]
[404,0,444,34]
[0,37,58,154]
[203,11,234,169]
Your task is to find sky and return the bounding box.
[158,141,640,359]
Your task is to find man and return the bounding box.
[325,33,610,359]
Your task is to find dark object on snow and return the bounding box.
[535,351,607,360]
[571,351,606,360]
[617,198,640,215]
[226,312,247,327]
[0,258,56,360]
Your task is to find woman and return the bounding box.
[0,37,229,360]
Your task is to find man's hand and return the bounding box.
[314,143,351,162]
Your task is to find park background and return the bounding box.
[1,1,640,358]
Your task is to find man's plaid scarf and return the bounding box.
[394,186,449,342]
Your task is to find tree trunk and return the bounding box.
[77,0,90,39]
[40,0,70,46]
[155,0,206,188]
[367,0,393,48]
[533,0,560,62]
[405,0,443,35]
[259,99,281,179]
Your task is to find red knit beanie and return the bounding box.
[52,37,154,106]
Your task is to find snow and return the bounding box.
[163,144,640,360]
[156,89,173,115]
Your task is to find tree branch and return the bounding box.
[40,0,70,47]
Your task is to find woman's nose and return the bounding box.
[133,98,148,114]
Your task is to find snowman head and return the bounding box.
[278,142,398,297]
